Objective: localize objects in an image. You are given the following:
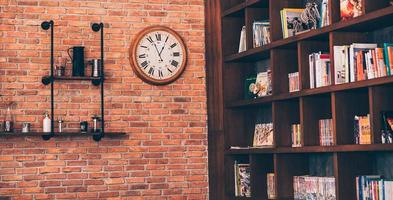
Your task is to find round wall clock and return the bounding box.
[129,26,187,85]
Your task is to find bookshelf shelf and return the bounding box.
[227,76,393,108]
[223,6,393,63]
[226,144,393,155]
[207,0,393,199]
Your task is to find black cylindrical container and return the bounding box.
[68,46,85,76]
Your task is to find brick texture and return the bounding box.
[0,0,207,199]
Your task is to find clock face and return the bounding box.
[130,26,187,85]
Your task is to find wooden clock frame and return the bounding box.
[129,25,188,85]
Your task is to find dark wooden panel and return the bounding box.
[250,154,273,200]
[369,84,393,144]
[245,7,269,50]
[333,88,369,145]
[275,154,309,199]
[222,17,245,56]
[301,94,332,146]
[271,48,298,95]
[273,99,300,147]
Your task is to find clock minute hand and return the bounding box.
[153,43,163,61]
[159,35,169,56]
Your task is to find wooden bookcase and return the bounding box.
[206,0,393,199]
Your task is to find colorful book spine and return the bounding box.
[319,119,334,146]
[291,124,302,147]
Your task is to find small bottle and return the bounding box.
[43,112,51,133]
[58,117,63,133]
[4,106,13,132]
[92,115,100,133]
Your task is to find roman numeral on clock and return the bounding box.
[147,36,154,43]
[148,67,155,76]
[173,52,180,57]
[158,70,163,78]
[139,54,146,59]
[170,43,177,48]
[140,45,148,48]
[155,33,161,41]
[167,68,173,73]
[171,60,179,67]
[141,61,149,69]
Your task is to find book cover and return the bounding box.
[334,46,348,84]
[381,111,393,144]
[281,8,305,38]
[267,173,276,199]
[340,0,363,21]
[253,123,274,147]
[237,164,251,197]
[376,48,387,77]
[255,72,269,97]
[383,43,393,75]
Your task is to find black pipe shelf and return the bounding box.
[37,20,121,141]
[0,132,126,141]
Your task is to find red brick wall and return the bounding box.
[0,0,207,199]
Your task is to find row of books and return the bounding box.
[234,162,251,197]
[310,52,331,88]
[319,119,334,146]
[334,43,393,84]
[291,123,302,147]
[253,21,271,48]
[288,72,300,92]
[356,175,393,200]
[354,114,371,145]
[294,176,336,200]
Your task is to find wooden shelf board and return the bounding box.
[0,132,126,137]
[227,76,393,108]
[226,144,393,155]
[223,6,393,63]
[53,76,101,81]
[222,2,246,17]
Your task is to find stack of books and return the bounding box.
[253,21,271,48]
[309,52,331,88]
[253,123,274,147]
[334,43,393,84]
[319,119,334,146]
[356,175,393,200]
[288,72,300,92]
[267,173,276,199]
[354,114,371,145]
[234,162,251,197]
[291,124,302,147]
[293,176,336,200]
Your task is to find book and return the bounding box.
[340,0,363,21]
[234,162,251,197]
[381,111,393,144]
[239,26,247,53]
[384,43,393,75]
[253,123,274,147]
[253,21,271,48]
[244,76,257,99]
[281,8,305,38]
[267,173,276,199]
[320,0,330,27]
[291,124,302,147]
[319,119,334,146]
[334,45,350,84]
[288,72,300,92]
[354,114,371,144]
